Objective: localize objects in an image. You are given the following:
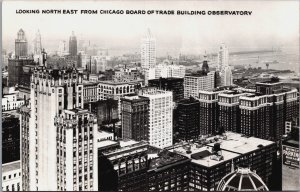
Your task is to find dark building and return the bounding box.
[121,95,149,141]
[168,132,278,191]
[8,58,35,87]
[202,54,209,74]
[176,97,200,141]
[240,81,299,141]
[148,77,184,103]
[2,113,20,163]
[98,140,190,192]
[15,29,28,58]
[69,31,77,56]
[85,99,119,134]
[198,90,221,135]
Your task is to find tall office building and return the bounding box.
[184,71,215,99]
[54,109,98,191]
[176,97,200,141]
[198,90,224,135]
[19,67,84,191]
[33,30,42,55]
[8,58,35,87]
[69,31,78,56]
[121,95,149,141]
[58,40,68,56]
[138,88,173,149]
[148,77,184,103]
[15,29,28,58]
[141,28,156,69]
[217,43,233,86]
[217,43,229,71]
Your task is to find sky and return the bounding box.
[3,0,299,56]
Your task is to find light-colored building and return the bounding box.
[91,55,107,73]
[138,88,173,149]
[217,43,233,86]
[2,160,21,191]
[19,68,84,191]
[155,63,185,79]
[141,28,156,69]
[54,109,98,191]
[184,71,215,98]
[2,90,24,111]
[144,68,156,85]
[57,40,68,56]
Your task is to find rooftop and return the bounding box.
[2,160,20,173]
[148,150,189,170]
[170,144,239,167]
[206,132,274,155]
[97,139,118,149]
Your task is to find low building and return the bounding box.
[168,132,277,191]
[2,160,21,191]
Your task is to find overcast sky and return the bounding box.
[3,1,299,56]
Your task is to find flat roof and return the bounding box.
[2,160,20,173]
[97,140,118,148]
[170,144,239,167]
[206,132,274,155]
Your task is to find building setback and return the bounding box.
[54,109,98,191]
[19,67,84,191]
[121,95,149,141]
[148,77,184,103]
[176,97,200,141]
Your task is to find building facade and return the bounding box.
[141,29,156,69]
[15,29,28,58]
[176,97,200,141]
[184,71,215,99]
[138,88,173,149]
[69,31,78,56]
[2,161,21,191]
[20,67,84,191]
[54,109,98,191]
[121,95,149,141]
[148,77,184,103]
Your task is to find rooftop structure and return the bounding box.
[217,167,269,191]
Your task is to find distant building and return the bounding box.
[217,43,233,86]
[138,88,173,148]
[184,71,215,99]
[33,30,42,62]
[2,114,20,164]
[69,31,77,56]
[155,62,185,79]
[148,77,184,103]
[2,160,21,191]
[176,97,200,141]
[121,95,149,141]
[141,28,156,69]
[15,29,28,58]
[8,58,35,87]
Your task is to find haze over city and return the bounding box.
[3,1,299,56]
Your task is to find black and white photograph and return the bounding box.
[1,0,299,191]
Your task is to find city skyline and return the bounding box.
[3,1,299,56]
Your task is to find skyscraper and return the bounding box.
[121,95,149,141]
[217,43,233,86]
[141,28,156,69]
[20,68,84,191]
[15,29,28,57]
[138,88,173,149]
[33,30,42,55]
[176,97,200,141]
[69,31,78,56]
